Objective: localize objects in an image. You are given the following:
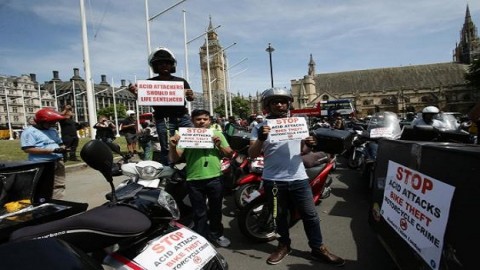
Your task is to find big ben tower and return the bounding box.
[199,17,227,113]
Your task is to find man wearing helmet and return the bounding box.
[129,47,194,165]
[20,107,68,199]
[412,106,446,129]
[249,87,345,266]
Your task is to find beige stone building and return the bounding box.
[291,5,480,117]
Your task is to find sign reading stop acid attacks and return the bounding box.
[177,128,214,149]
[381,161,455,270]
[133,227,216,270]
[266,117,309,142]
[137,80,185,106]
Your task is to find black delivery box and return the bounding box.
[0,160,87,242]
[369,140,480,270]
[311,128,353,154]
[229,129,251,154]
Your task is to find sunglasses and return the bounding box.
[269,99,289,105]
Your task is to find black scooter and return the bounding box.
[0,140,228,270]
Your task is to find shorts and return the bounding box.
[125,133,138,144]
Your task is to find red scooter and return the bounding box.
[237,151,336,242]
[233,155,264,209]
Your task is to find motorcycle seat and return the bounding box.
[305,163,327,180]
[9,204,151,253]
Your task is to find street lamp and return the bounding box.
[266,43,275,88]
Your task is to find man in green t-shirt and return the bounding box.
[168,109,234,247]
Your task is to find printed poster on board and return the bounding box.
[137,80,185,106]
[380,161,455,270]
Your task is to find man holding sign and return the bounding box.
[129,47,194,165]
[249,87,345,266]
[169,109,233,248]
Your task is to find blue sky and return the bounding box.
[0,0,478,97]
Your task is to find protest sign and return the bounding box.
[266,117,309,142]
[178,127,214,149]
[137,80,185,106]
[380,161,455,270]
[133,227,216,270]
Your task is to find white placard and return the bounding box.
[380,161,455,270]
[369,127,393,138]
[178,127,214,149]
[133,227,217,270]
[137,80,185,106]
[266,117,309,142]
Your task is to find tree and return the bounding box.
[231,96,251,118]
[96,104,127,119]
[465,58,480,89]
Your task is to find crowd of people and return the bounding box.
[19,46,480,267]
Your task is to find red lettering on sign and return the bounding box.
[395,167,434,194]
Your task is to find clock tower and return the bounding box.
[199,17,227,113]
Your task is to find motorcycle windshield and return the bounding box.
[434,113,460,131]
[365,111,402,139]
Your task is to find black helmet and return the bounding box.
[148,47,177,73]
[261,87,294,110]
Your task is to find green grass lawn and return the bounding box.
[0,137,128,162]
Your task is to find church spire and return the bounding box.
[454,4,480,64]
[308,54,316,76]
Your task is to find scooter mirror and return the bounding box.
[80,140,114,176]
[103,141,122,155]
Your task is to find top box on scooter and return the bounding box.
[311,128,353,154]
[229,128,251,154]
[0,160,87,242]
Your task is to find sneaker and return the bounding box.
[267,243,291,265]
[311,245,345,267]
[214,236,231,248]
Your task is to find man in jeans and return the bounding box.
[249,87,345,266]
[129,47,194,166]
[168,109,233,248]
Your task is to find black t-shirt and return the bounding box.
[148,75,191,119]
[60,118,79,137]
[94,123,115,140]
[120,117,137,135]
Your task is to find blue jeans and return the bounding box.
[155,115,193,165]
[186,177,224,239]
[140,141,152,160]
[264,179,323,249]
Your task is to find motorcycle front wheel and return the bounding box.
[234,182,261,209]
[237,197,278,243]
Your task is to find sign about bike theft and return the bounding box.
[137,80,185,106]
[266,117,309,142]
[177,127,214,149]
[133,227,216,270]
[380,161,455,270]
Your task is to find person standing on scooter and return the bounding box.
[249,87,345,266]
[128,47,194,165]
[168,109,233,248]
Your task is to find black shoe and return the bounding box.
[311,245,345,267]
[267,243,291,265]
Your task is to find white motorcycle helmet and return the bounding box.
[148,47,177,73]
[421,106,439,124]
[422,106,440,114]
[126,110,136,116]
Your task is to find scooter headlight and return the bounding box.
[157,190,180,220]
[137,165,159,180]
